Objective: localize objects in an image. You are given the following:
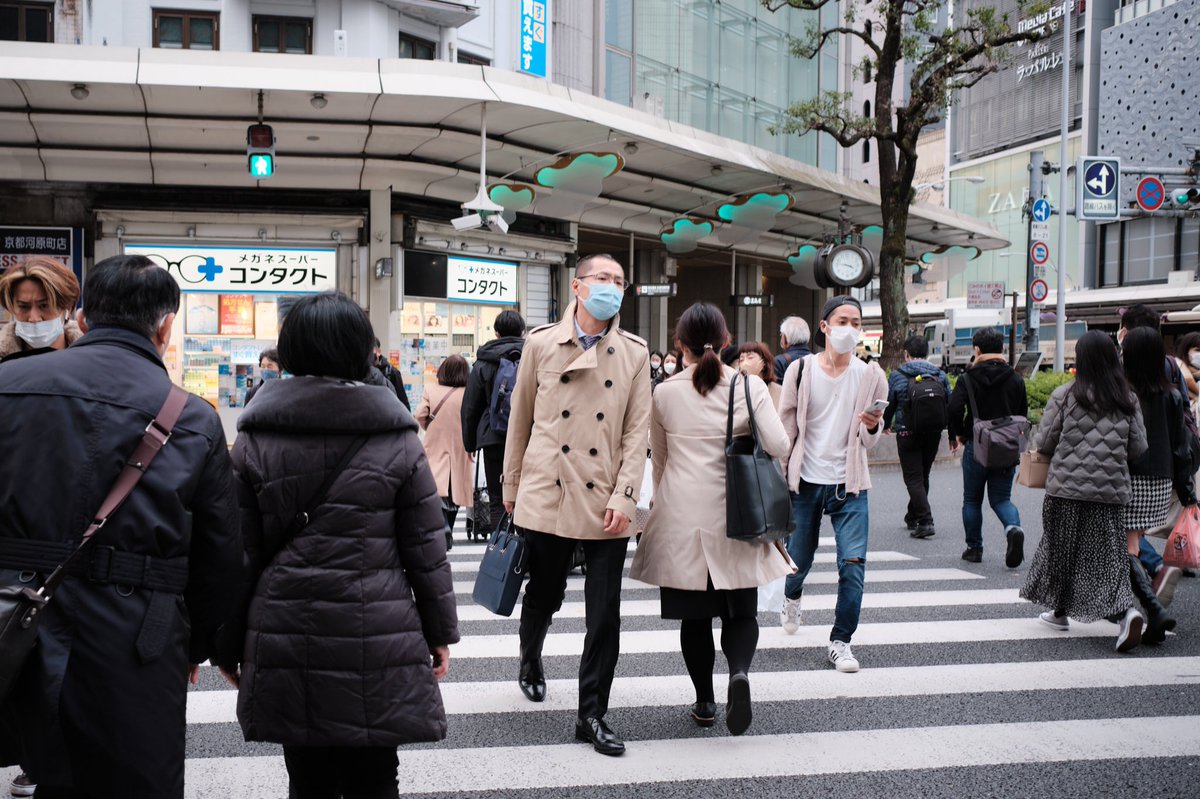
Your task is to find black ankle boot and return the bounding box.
[1129,554,1176,645]
[518,612,551,702]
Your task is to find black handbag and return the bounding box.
[471,513,526,616]
[471,455,491,542]
[0,386,189,703]
[725,374,795,543]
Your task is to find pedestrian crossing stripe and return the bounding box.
[446,550,919,577]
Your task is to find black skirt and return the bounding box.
[660,576,758,621]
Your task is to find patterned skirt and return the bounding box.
[1020,495,1135,623]
[1122,475,1173,531]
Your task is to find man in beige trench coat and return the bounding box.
[502,253,651,756]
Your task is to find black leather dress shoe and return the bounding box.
[574,717,625,756]
[690,701,716,728]
[518,674,546,703]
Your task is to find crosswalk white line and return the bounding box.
[454,587,1026,621]
[448,550,919,577]
[452,567,985,595]
[450,536,838,554]
[183,715,1200,794]
[184,656,1200,724]
[443,615,1129,659]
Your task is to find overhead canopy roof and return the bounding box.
[0,42,1008,261]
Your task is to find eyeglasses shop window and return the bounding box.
[0,2,53,42]
[153,10,219,50]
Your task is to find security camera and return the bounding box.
[451,213,483,231]
[485,213,509,234]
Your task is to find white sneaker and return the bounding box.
[10,773,36,797]
[828,640,860,673]
[1038,611,1069,631]
[780,597,802,634]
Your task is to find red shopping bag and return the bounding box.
[1165,505,1200,570]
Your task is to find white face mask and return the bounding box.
[663,362,677,375]
[1190,352,1200,370]
[650,359,662,369]
[827,325,861,355]
[15,317,64,349]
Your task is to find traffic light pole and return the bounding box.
[1054,0,1071,372]
[1025,151,1044,353]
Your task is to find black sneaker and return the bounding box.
[1005,526,1025,568]
[961,547,982,563]
[904,515,917,530]
[911,523,935,539]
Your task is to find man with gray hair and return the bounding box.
[774,315,812,383]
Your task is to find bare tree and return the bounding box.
[764,0,1045,367]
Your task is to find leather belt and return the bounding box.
[0,538,188,593]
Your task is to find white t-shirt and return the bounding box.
[799,357,866,485]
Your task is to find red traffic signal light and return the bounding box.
[247,124,274,148]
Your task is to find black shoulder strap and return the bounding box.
[962,371,982,422]
[287,435,370,537]
[793,355,807,389]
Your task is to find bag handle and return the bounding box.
[37,386,190,601]
[428,386,460,424]
[726,373,765,456]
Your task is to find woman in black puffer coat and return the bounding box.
[216,292,459,799]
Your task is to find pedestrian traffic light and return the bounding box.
[246,124,275,179]
[1173,187,1199,208]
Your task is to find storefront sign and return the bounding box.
[124,244,337,294]
[0,225,83,282]
[446,256,518,305]
[635,283,677,297]
[518,0,549,78]
[730,294,773,308]
[967,281,1006,309]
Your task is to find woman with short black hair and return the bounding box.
[217,291,458,798]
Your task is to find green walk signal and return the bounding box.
[1174,187,1199,207]
[246,123,276,179]
[248,153,275,178]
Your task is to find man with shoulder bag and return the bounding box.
[0,255,243,798]
[947,326,1030,568]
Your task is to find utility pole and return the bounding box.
[1054,0,1071,372]
[1025,151,1044,353]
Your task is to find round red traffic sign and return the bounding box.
[1029,278,1049,303]
[1136,176,1166,212]
[1030,241,1050,265]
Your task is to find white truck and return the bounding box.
[923,309,1083,372]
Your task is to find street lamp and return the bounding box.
[914,175,985,192]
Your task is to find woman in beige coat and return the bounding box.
[416,354,474,549]
[631,303,792,737]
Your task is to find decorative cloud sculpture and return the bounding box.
[916,244,982,286]
[488,183,536,225]
[715,192,794,245]
[660,217,714,254]
[534,151,626,219]
[787,244,821,289]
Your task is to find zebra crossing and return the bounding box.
[7,509,1197,797]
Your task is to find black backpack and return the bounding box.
[488,351,521,434]
[907,372,948,433]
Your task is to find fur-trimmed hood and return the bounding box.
[0,318,84,359]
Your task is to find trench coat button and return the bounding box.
[561,374,570,384]
[562,410,570,418]
[605,379,613,388]
[607,346,615,354]
[596,412,605,420]
[555,479,561,487]
[589,448,598,456]
[586,481,595,489]
[562,444,570,453]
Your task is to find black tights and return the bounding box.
[679,616,759,703]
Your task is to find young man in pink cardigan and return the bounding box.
[777,295,889,673]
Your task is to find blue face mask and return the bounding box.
[581,283,624,321]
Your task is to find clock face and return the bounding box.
[829,248,865,283]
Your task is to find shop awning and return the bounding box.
[0,42,1008,262]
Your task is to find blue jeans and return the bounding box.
[961,441,1021,550]
[784,480,869,643]
[1139,535,1163,576]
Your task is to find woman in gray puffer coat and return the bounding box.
[216,292,459,799]
[1021,331,1149,652]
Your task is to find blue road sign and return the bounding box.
[1136,176,1166,212]
[1076,157,1121,221]
[1032,198,1052,222]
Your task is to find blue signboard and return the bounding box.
[1031,198,1052,222]
[518,0,549,78]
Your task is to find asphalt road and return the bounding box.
[6,460,1199,798]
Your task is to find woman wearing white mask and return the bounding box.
[662,351,679,378]
[1173,332,1200,407]
[0,256,83,364]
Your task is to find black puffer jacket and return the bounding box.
[461,335,524,451]
[222,376,459,747]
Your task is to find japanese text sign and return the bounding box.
[518,0,549,78]
[446,256,518,306]
[124,244,337,294]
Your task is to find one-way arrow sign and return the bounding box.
[1076,157,1121,221]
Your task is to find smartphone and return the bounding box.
[867,399,889,413]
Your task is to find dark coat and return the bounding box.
[0,326,242,796]
[773,343,811,383]
[947,356,1029,444]
[221,376,459,747]
[375,359,412,410]
[461,335,525,451]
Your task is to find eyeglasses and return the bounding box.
[578,273,629,291]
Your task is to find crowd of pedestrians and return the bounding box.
[0,251,1194,796]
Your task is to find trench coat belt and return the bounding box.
[0,538,190,663]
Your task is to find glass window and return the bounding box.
[605,0,633,50]
[1101,222,1121,287]
[0,2,52,42]
[399,32,436,60]
[718,6,753,96]
[1124,217,1153,283]
[254,16,312,54]
[153,10,219,50]
[458,51,490,66]
[1181,219,1199,276]
[605,49,632,106]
